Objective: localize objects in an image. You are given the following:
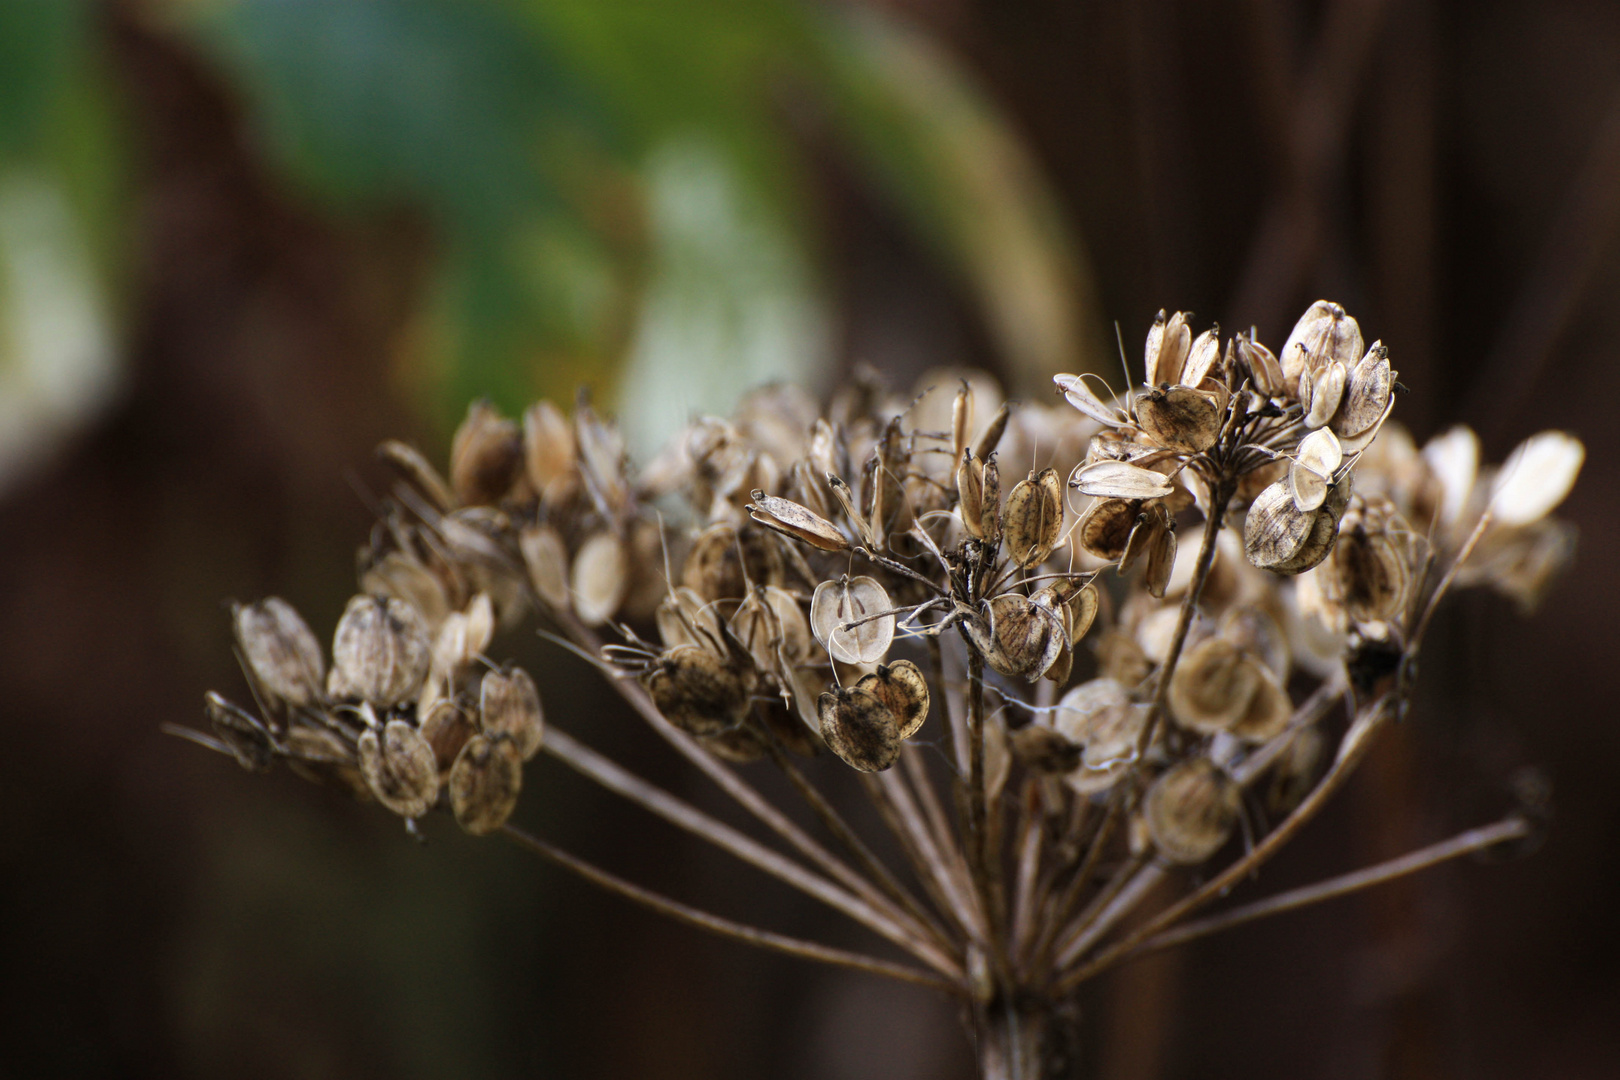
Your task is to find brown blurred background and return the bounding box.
[2,1,1617,1077]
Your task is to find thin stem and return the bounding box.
[1125,814,1530,956]
[863,770,983,942]
[499,824,959,994]
[1008,780,1044,976]
[1054,859,1162,970]
[1232,672,1347,785]
[543,727,961,978]
[1030,785,1125,968]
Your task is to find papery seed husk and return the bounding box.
[1120,499,1170,574]
[1182,327,1220,387]
[419,699,477,770]
[1245,476,1352,574]
[748,490,849,552]
[1274,476,1353,574]
[522,400,576,494]
[1072,459,1175,500]
[1236,334,1286,397]
[1289,459,1329,512]
[1331,527,1410,624]
[283,720,369,798]
[233,597,325,709]
[1298,427,1343,477]
[1143,509,1177,598]
[657,586,726,655]
[360,549,452,633]
[328,595,432,707]
[572,530,629,626]
[1146,311,1193,388]
[574,402,629,512]
[1332,345,1393,439]
[1054,677,1130,744]
[1168,638,1261,734]
[1217,605,1290,680]
[979,455,1003,544]
[974,402,1012,461]
[1069,703,1150,794]
[826,473,877,549]
[377,439,456,513]
[519,523,571,611]
[646,645,752,736]
[451,401,522,507]
[1490,430,1586,527]
[729,587,786,674]
[957,450,988,539]
[855,659,930,740]
[810,575,895,665]
[986,593,1067,680]
[480,665,544,761]
[450,732,523,835]
[429,594,494,683]
[1302,360,1347,430]
[1281,301,1361,385]
[818,686,902,772]
[205,691,278,772]
[1144,758,1240,864]
[1010,725,1083,774]
[1004,468,1064,567]
[1054,373,1124,427]
[1135,386,1222,454]
[1079,497,1141,560]
[1229,661,1292,742]
[359,719,439,819]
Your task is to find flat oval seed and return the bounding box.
[1071,460,1175,500]
[449,732,523,835]
[818,686,902,772]
[855,659,930,740]
[1144,758,1240,864]
[810,575,894,665]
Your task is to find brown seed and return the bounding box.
[358,719,440,819]
[1182,327,1221,387]
[974,401,1012,461]
[572,530,629,626]
[1010,725,1084,774]
[810,575,894,665]
[1144,758,1240,864]
[518,523,571,611]
[818,685,902,772]
[522,400,576,494]
[729,585,810,675]
[646,645,752,736]
[657,586,727,655]
[957,449,988,539]
[980,594,1067,681]
[747,490,849,552]
[418,699,477,770]
[377,439,456,513]
[1120,500,1172,575]
[1071,459,1175,500]
[1332,344,1393,440]
[1301,360,1347,430]
[1168,638,1261,734]
[204,691,278,772]
[1235,333,1286,397]
[979,455,1003,545]
[854,659,930,740]
[1279,301,1362,386]
[1244,475,1352,574]
[233,597,326,709]
[1229,662,1292,742]
[328,595,431,707]
[1079,497,1141,561]
[359,549,453,632]
[1145,310,1193,387]
[1136,385,1222,454]
[1142,507,1177,598]
[1004,468,1064,568]
[283,719,368,798]
[449,732,523,835]
[479,665,544,762]
[450,400,522,507]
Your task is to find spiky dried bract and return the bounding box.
[1144,758,1240,864]
[358,719,439,819]
[818,685,902,772]
[450,733,523,835]
[328,595,431,707]
[233,597,325,708]
[747,490,849,551]
[480,665,544,762]
[810,575,894,665]
[1004,468,1064,567]
[645,646,751,736]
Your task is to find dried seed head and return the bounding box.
[450,401,522,507]
[976,594,1067,680]
[519,523,571,611]
[328,595,431,707]
[571,530,629,626]
[818,685,902,772]
[1004,468,1064,567]
[449,732,523,835]
[522,400,576,495]
[1144,758,1240,864]
[1079,497,1141,561]
[1136,386,1222,454]
[1146,310,1193,387]
[747,490,849,552]
[479,665,544,762]
[646,645,752,736]
[358,718,440,819]
[854,659,930,740]
[1280,301,1363,386]
[204,691,277,772]
[810,575,895,665]
[233,597,325,709]
[1010,724,1083,774]
[1244,474,1353,574]
[1168,638,1261,734]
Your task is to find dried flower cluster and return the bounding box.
[181,302,1582,1079]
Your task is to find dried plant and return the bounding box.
[174,302,1584,1078]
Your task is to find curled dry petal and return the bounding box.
[233,597,325,708]
[747,490,849,551]
[811,575,895,665]
[450,732,523,835]
[1490,431,1585,527]
[1072,460,1175,500]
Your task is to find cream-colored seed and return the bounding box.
[328,595,432,707]
[811,575,894,665]
[519,524,571,611]
[449,732,523,835]
[233,597,325,709]
[1004,468,1064,567]
[572,530,629,626]
[358,719,440,819]
[479,665,544,762]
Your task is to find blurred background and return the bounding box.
[1,1,1617,1076]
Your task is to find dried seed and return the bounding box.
[360,549,452,632]
[1071,460,1175,500]
[979,455,1003,544]
[418,699,477,771]
[1182,327,1221,387]
[232,597,325,709]
[571,530,629,626]
[358,719,439,819]
[1490,430,1585,527]
[204,691,277,772]
[1079,497,1141,561]
[747,490,849,552]
[522,400,576,494]
[1010,725,1083,774]
[818,685,902,772]
[1302,360,1347,430]
[657,586,727,655]
[328,595,431,707]
[519,523,571,611]
[1332,344,1393,440]
[810,575,895,665]
[1142,507,1177,598]
[827,473,878,549]
[1244,475,1352,574]
[1120,500,1172,575]
[377,439,456,513]
[982,593,1067,680]
[1168,638,1260,734]
[450,401,522,507]
[1004,468,1064,567]
[646,645,752,736]
[479,665,544,762]
[854,659,930,740]
[1146,310,1192,387]
[1054,373,1126,426]
[1235,333,1286,397]
[1280,301,1362,386]
[283,719,368,798]
[729,585,810,674]
[974,402,1012,461]
[1229,662,1292,742]
[1289,427,1343,512]
[1136,386,1222,454]
[1144,758,1240,864]
[449,732,523,835]
[957,450,988,539]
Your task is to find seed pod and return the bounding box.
[1071,460,1175,500]
[729,585,811,674]
[957,450,989,539]
[973,400,1012,462]
[1119,499,1171,572]
[449,732,523,835]
[204,691,278,772]
[646,645,752,736]
[1301,360,1347,430]
[1073,704,1150,794]
[976,594,1067,680]
[1169,638,1260,734]
[1280,301,1362,386]
[1136,386,1222,454]
[854,659,930,740]
[1289,428,1342,512]
[377,439,457,513]
[1229,662,1292,742]
[1010,725,1084,774]
[657,586,727,655]
[1079,497,1141,560]
[233,597,325,709]
[283,719,368,797]
[1004,468,1064,567]
[1146,310,1193,388]
[1217,604,1290,679]
[360,549,452,633]
[1235,332,1286,397]
[328,595,431,707]
[1144,758,1240,864]
[1332,344,1393,440]
[1182,327,1221,387]
[818,685,902,772]
[418,699,477,770]
[450,401,522,507]
[479,665,544,762]
[979,455,1003,544]
[747,490,849,552]
[810,575,894,665]
[358,719,440,819]
[1490,430,1585,527]
[1054,372,1127,426]
[574,401,629,513]
[1142,506,1177,598]
[519,523,571,611]
[522,400,576,494]
[572,530,629,626]
[1244,474,1352,574]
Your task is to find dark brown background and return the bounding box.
[3,2,1617,1077]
